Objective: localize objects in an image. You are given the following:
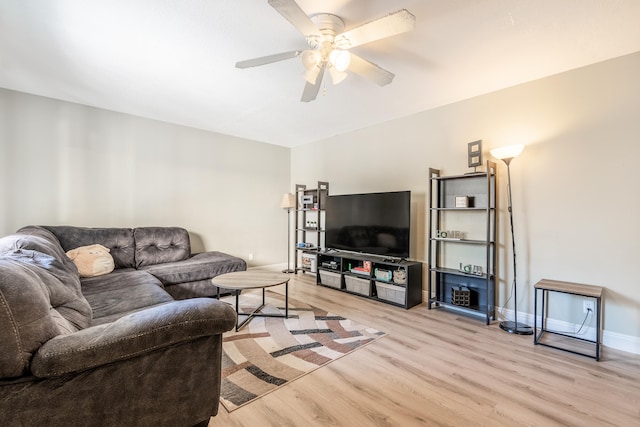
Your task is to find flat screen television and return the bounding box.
[325,190,411,258]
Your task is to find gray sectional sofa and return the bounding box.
[0,225,247,426]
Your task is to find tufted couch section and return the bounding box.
[0,225,242,426]
[42,225,246,299]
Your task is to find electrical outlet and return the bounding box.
[583,299,594,314]
[248,253,254,261]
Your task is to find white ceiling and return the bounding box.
[2,0,640,147]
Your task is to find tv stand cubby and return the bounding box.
[316,251,422,309]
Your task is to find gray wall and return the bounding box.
[0,88,291,266]
[292,52,640,351]
[2,52,638,352]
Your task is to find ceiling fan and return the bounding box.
[236,0,416,102]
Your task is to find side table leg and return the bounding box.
[596,296,601,361]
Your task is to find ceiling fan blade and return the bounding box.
[348,53,394,86]
[300,65,325,102]
[335,9,415,49]
[235,50,302,68]
[268,0,322,37]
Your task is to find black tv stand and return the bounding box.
[316,250,422,309]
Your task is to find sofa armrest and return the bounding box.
[30,298,236,377]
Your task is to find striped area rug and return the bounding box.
[219,291,385,412]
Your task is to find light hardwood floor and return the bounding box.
[209,270,640,427]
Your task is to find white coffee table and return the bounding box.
[212,271,290,331]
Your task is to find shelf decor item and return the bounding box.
[490,144,532,335]
[280,192,296,274]
[393,267,407,284]
[468,140,483,171]
[452,286,471,307]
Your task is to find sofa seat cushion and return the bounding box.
[165,279,237,300]
[140,251,247,286]
[43,226,136,269]
[81,269,173,325]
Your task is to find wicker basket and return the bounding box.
[319,270,342,289]
[392,267,407,285]
[344,275,370,296]
[376,282,406,305]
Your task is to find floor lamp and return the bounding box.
[280,193,296,274]
[490,144,533,335]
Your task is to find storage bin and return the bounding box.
[319,270,342,289]
[344,275,371,296]
[376,282,406,305]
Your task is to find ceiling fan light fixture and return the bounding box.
[301,50,321,70]
[304,66,321,84]
[328,66,348,85]
[329,49,350,71]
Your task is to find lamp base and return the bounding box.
[499,320,533,335]
[282,268,295,274]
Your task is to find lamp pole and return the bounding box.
[281,193,296,274]
[498,156,532,335]
[489,144,532,335]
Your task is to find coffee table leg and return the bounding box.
[235,289,267,332]
[232,281,291,331]
[235,289,240,332]
[285,281,289,318]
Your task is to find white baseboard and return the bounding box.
[497,308,640,355]
[421,289,640,355]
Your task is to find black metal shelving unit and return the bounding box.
[294,181,329,274]
[427,161,497,324]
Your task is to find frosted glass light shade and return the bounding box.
[329,49,350,71]
[490,144,524,162]
[301,50,321,70]
[280,193,295,209]
[328,66,347,84]
[304,66,321,84]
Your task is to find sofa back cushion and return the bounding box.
[134,227,191,268]
[10,226,78,273]
[0,249,93,378]
[43,226,136,269]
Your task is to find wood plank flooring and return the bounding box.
[209,270,640,427]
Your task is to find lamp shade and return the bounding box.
[304,66,321,84]
[301,50,321,70]
[280,193,295,209]
[490,144,524,161]
[328,66,347,85]
[329,49,350,72]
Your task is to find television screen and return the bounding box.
[325,191,411,258]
